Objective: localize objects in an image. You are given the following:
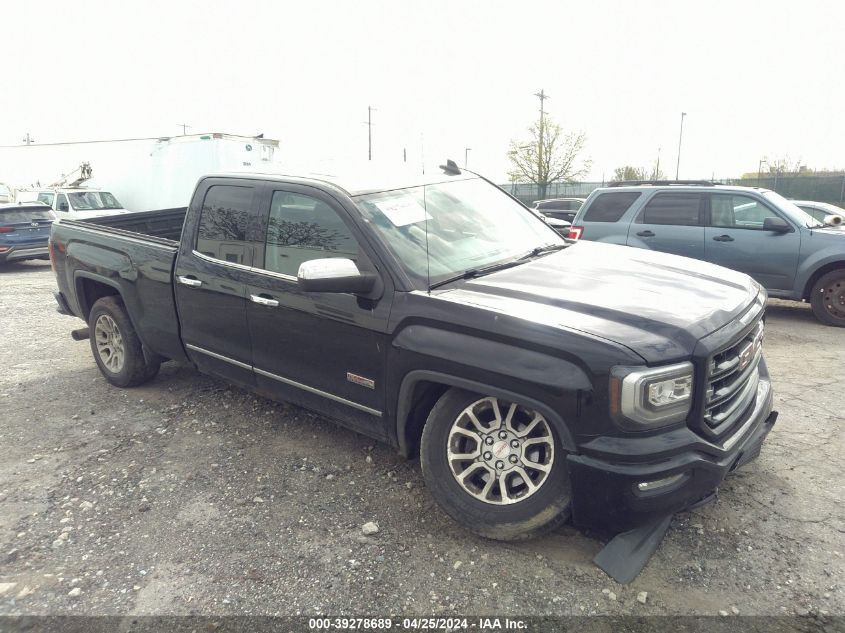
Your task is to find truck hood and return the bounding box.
[436,241,761,363]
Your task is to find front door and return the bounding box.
[174,179,263,387]
[626,191,706,259]
[704,192,800,291]
[244,185,391,435]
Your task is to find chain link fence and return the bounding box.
[501,174,845,207]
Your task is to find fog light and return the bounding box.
[636,473,686,492]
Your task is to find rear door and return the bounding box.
[626,191,705,258]
[243,184,392,435]
[704,192,800,291]
[577,191,642,243]
[173,178,262,387]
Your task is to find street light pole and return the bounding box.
[675,112,686,179]
[464,148,471,168]
[534,89,550,196]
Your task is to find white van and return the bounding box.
[15,188,132,219]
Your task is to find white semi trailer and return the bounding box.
[0,133,281,212]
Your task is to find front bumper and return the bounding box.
[567,360,776,532]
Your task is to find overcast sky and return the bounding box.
[3,0,843,182]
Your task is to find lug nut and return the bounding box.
[483,451,493,460]
[495,460,504,470]
[498,431,508,439]
[510,439,520,448]
[484,436,494,445]
[508,454,518,464]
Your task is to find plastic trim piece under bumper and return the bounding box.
[53,291,73,317]
[567,378,776,532]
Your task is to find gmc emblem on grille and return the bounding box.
[738,342,754,371]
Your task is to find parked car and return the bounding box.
[16,188,131,219]
[0,183,11,204]
[569,181,845,326]
[532,197,585,224]
[792,200,845,226]
[0,202,54,264]
[49,167,776,540]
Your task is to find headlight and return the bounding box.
[611,362,694,428]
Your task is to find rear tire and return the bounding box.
[88,296,160,387]
[810,270,845,327]
[420,388,571,541]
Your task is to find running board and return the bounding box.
[593,514,673,584]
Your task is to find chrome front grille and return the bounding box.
[704,319,764,435]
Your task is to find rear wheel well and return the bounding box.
[804,262,845,300]
[400,380,450,458]
[76,277,120,320]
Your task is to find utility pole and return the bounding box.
[533,89,550,196]
[654,147,661,179]
[675,112,686,179]
[22,133,35,145]
[364,106,376,161]
[177,123,191,135]
[403,148,407,163]
[464,148,471,168]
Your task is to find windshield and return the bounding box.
[763,191,824,228]
[68,191,123,211]
[355,178,563,287]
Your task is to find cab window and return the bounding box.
[261,191,360,278]
[195,185,259,265]
[711,194,778,229]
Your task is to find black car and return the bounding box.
[533,197,585,223]
[48,166,776,540]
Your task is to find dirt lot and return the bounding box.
[0,260,843,618]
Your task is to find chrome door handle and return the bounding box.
[178,276,203,287]
[250,294,279,307]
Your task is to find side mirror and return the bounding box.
[763,216,791,233]
[297,258,377,294]
[58,203,69,212]
[823,214,843,227]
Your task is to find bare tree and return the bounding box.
[613,162,665,182]
[508,118,590,199]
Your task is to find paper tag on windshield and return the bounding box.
[374,196,431,227]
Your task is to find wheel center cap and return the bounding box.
[492,440,511,458]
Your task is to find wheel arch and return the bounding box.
[802,260,845,300]
[74,271,164,366]
[395,370,577,458]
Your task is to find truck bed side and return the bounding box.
[50,210,189,364]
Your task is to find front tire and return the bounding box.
[810,270,845,327]
[420,389,572,541]
[88,296,160,387]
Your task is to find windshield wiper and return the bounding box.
[429,258,526,291]
[518,243,568,260]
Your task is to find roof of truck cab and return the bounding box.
[209,165,478,197]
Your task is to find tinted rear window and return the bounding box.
[539,200,579,210]
[583,192,640,222]
[195,185,258,265]
[0,208,54,222]
[640,192,702,226]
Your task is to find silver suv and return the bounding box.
[569,180,845,326]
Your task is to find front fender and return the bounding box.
[393,325,592,454]
[796,248,845,297]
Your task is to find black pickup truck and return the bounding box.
[49,166,777,540]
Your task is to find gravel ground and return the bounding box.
[0,260,843,618]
